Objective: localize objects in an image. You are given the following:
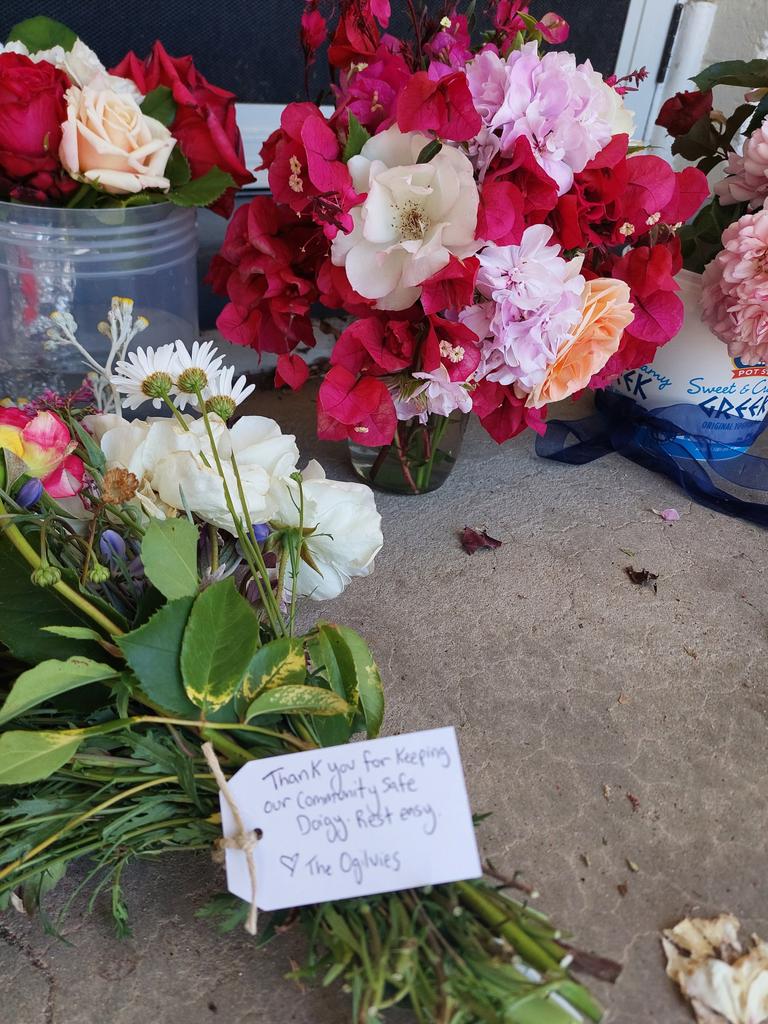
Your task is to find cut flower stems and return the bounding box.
[0,298,615,1021]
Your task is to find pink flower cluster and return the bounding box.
[715,121,768,209]
[702,206,768,364]
[210,1,708,447]
[466,42,632,193]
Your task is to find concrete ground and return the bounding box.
[2,386,766,1024]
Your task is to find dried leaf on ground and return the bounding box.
[624,565,659,592]
[662,914,768,1024]
[460,527,502,555]
[627,792,640,812]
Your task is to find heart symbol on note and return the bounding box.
[279,853,299,877]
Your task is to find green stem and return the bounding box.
[0,500,125,637]
[455,881,603,1022]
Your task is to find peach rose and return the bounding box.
[526,278,634,408]
[59,85,175,194]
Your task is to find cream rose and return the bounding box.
[331,125,480,311]
[60,85,175,194]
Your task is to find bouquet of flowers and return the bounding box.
[209,0,709,493]
[656,59,768,368]
[0,15,252,215]
[0,299,615,1021]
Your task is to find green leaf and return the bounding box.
[747,91,768,136]
[42,626,107,642]
[140,86,176,128]
[692,59,768,92]
[118,597,198,717]
[167,167,235,209]
[0,730,84,785]
[6,15,77,52]
[317,624,384,738]
[140,518,200,600]
[180,580,258,712]
[165,147,191,188]
[417,140,443,164]
[242,637,306,700]
[343,112,371,161]
[0,657,118,727]
[0,539,109,663]
[307,627,357,746]
[246,684,350,721]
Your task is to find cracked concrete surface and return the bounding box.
[1,386,766,1024]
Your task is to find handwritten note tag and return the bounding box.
[218,726,481,911]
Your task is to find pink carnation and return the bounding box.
[701,206,768,363]
[715,121,768,208]
[466,42,634,194]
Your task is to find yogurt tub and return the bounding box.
[608,269,766,460]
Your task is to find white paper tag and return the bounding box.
[218,726,481,911]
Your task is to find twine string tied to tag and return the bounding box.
[202,741,260,935]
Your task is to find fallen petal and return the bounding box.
[459,527,502,555]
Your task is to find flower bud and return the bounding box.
[99,529,126,562]
[16,478,44,507]
[252,523,270,543]
[89,563,111,583]
[31,565,62,587]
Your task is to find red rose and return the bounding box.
[0,53,77,203]
[655,89,713,138]
[112,42,253,217]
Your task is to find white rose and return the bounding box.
[331,125,480,311]
[272,461,383,601]
[60,84,175,194]
[89,414,300,532]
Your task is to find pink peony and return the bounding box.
[715,121,768,208]
[466,42,634,194]
[701,206,768,363]
[462,225,585,390]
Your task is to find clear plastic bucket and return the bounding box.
[0,201,199,399]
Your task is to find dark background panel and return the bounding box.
[1,0,631,102]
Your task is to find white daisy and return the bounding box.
[110,344,179,411]
[203,366,256,420]
[173,339,225,409]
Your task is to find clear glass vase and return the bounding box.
[349,410,469,495]
[0,201,199,400]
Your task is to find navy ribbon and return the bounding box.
[536,390,768,527]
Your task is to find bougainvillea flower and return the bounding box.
[472,379,546,443]
[0,411,85,499]
[331,317,417,376]
[421,315,482,382]
[327,2,381,68]
[396,70,482,142]
[476,181,524,245]
[275,353,310,391]
[420,256,479,315]
[538,12,570,43]
[317,366,397,446]
[335,49,411,134]
[262,103,358,235]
